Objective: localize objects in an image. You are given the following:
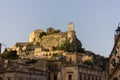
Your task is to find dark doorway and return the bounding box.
[54,74,57,80]
[68,75,72,80]
[113,77,118,80]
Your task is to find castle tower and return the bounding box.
[67,23,76,43]
[68,22,74,31]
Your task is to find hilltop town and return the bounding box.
[0,23,109,80]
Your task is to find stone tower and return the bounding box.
[67,23,76,43]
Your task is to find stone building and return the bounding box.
[46,53,107,80]
[29,22,82,51]
[1,23,109,80]
[109,26,120,80]
[11,23,83,57]
[29,29,43,42]
[1,70,47,80]
[0,59,47,80]
[61,65,105,80]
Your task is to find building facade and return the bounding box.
[109,26,120,80]
[1,23,109,80]
[0,59,47,80]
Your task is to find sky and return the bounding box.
[0,0,120,57]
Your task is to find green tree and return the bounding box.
[1,50,19,59]
[77,48,86,53]
[58,41,72,52]
[39,32,46,38]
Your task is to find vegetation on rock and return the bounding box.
[47,30,61,35]
[1,50,19,59]
[39,32,46,38]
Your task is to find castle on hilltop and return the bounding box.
[11,23,84,58]
[29,23,82,52]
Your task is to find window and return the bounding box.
[96,77,97,80]
[84,75,86,80]
[0,77,3,80]
[79,74,82,80]
[99,77,101,80]
[70,58,72,62]
[69,57,72,64]
[54,75,57,80]
[55,63,58,68]
[77,61,80,64]
[92,76,94,80]
[48,64,51,70]
[48,74,51,80]
[88,76,90,80]
[68,75,72,80]
[49,53,51,56]
[7,77,12,80]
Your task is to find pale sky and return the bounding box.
[0,0,120,56]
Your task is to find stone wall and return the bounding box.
[40,32,67,50]
[29,29,43,42]
[3,72,46,80]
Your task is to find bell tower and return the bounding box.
[67,22,76,43]
[68,22,74,31]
